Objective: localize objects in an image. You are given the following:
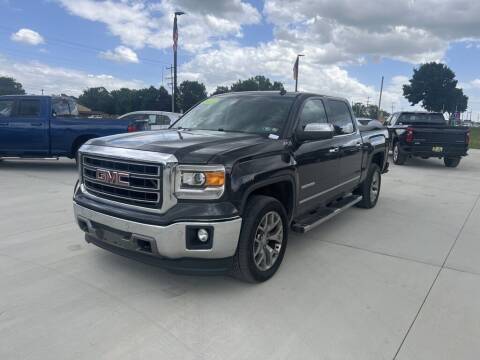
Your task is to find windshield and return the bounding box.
[171,95,295,136]
[397,113,446,125]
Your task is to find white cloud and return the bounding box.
[0,54,145,96]
[11,28,45,46]
[100,46,139,63]
[264,0,480,64]
[55,0,260,51]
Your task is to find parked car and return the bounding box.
[0,95,146,161]
[119,111,181,130]
[386,111,470,167]
[73,91,389,282]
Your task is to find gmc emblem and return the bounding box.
[95,169,130,186]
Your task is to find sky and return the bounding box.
[2,0,480,120]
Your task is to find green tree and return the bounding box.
[178,80,207,112]
[0,76,25,95]
[352,102,389,120]
[403,62,468,114]
[230,75,284,92]
[78,87,115,114]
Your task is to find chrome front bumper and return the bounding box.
[73,203,242,260]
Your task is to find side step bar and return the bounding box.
[291,195,362,233]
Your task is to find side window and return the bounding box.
[298,99,328,130]
[389,113,399,125]
[68,99,79,116]
[326,100,354,135]
[0,100,14,117]
[52,98,71,116]
[18,100,41,117]
[156,114,171,126]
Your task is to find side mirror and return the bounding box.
[296,123,334,141]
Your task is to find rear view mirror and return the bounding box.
[296,123,334,141]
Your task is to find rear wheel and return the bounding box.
[444,157,461,168]
[355,163,381,209]
[392,142,407,165]
[231,195,288,283]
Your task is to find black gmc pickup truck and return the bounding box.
[386,111,469,167]
[73,91,389,282]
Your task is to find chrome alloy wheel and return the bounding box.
[393,144,399,162]
[370,169,380,202]
[253,211,284,271]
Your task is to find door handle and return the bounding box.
[329,147,339,153]
[356,142,362,147]
[30,122,43,126]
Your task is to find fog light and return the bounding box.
[197,228,209,242]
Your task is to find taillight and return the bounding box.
[466,130,470,145]
[127,123,137,132]
[405,127,414,143]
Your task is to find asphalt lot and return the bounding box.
[1,150,480,360]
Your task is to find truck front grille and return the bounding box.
[82,155,162,208]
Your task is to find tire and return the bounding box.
[355,163,381,209]
[392,142,407,165]
[231,195,288,283]
[444,157,461,168]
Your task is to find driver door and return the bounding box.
[293,98,340,214]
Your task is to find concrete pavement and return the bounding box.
[1,150,479,360]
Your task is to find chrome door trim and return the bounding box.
[299,176,360,205]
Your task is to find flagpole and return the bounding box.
[294,54,304,92]
[173,11,185,113]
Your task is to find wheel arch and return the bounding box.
[240,175,296,222]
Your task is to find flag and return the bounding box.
[173,16,178,51]
[293,56,299,80]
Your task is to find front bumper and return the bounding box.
[73,203,242,274]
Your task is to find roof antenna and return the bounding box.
[279,88,286,96]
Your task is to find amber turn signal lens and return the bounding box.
[205,171,225,186]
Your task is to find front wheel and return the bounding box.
[355,163,381,209]
[231,195,288,283]
[444,157,461,168]
[392,142,407,165]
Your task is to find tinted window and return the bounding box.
[172,95,295,136]
[156,114,171,126]
[52,98,71,116]
[327,100,354,135]
[0,100,14,117]
[397,113,445,125]
[298,99,328,129]
[18,100,41,117]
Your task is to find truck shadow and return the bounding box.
[0,159,77,172]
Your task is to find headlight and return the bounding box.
[175,165,225,200]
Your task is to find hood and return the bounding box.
[88,129,280,164]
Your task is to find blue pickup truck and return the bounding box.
[0,95,144,161]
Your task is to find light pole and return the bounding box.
[173,11,185,112]
[293,54,304,92]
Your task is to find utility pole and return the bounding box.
[41,89,44,95]
[165,65,174,112]
[377,75,384,121]
[391,102,395,114]
[293,54,304,92]
[366,96,370,107]
[173,11,185,112]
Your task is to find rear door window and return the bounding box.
[156,114,172,126]
[18,100,41,117]
[52,98,71,116]
[326,100,355,135]
[0,100,14,117]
